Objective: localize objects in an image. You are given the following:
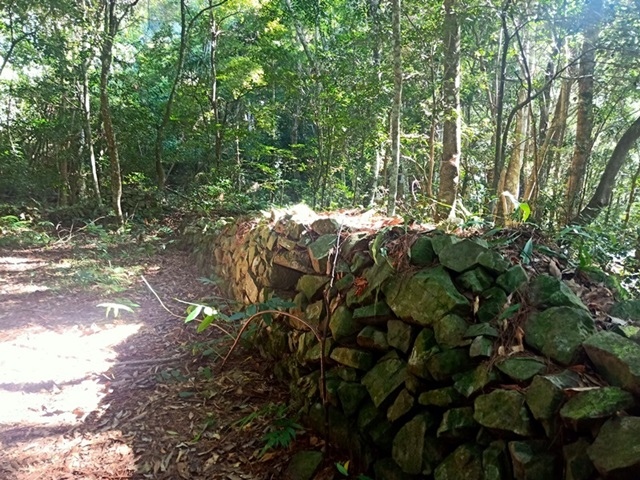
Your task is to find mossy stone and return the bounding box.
[474,390,533,436]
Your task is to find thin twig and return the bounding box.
[221,310,321,367]
[141,275,235,338]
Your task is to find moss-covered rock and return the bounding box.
[437,407,478,440]
[483,441,510,480]
[283,450,324,480]
[418,386,464,408]
[495,357,547,382]
[496,264,528,294]
[528,274,588,310]
[453,363,500,398]
[433,314,471,348]
[357,325,389,351]
[438,239,489,273]
[330,347,374,370]
[474,389,533,436]
[469,336,493,358]
[434,444,483,480]
[353,301,394,324]
[427,348,473,381]
[296,274,329,301]
[524,306,596,365]
[392,413,436,474]
[383,267,470,326]
[476,287,508,323]
[329,305,360,342]
[583,330,640,396]
[609,300,640,321]
[508,440,559,480]
[337,382,368,417]
[525,370,582,422]
[388,319,414,354]
[456,268,494,294]
[564,438,595,480]
[387,389,415,422]
[362,357,407,407]
[587,416,640,479]
[308,234,338,273]
[408,328,439,379]
[559,386,636,432]
[410,236,435,266]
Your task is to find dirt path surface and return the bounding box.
[0,240,310,480]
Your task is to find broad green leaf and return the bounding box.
[197,314,216,333]
[185,305,203,323]
[499,303,521,320]
[521,238,534,265]
[518,202,531,222]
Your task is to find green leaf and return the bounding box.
[336,461,349,476]
[197,314,216,333]
[185,305,203,323]
[499,303,521,320]
[518,202,531,222]
[521,238,534,265]
[179,391,195,398]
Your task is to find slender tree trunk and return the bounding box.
[525,75,573,205]
[577,115,640,224]
[436,0,461,220]
[497,89,529,224]
[99,0,124,223]
[624,156,640,227]
[565,0,603,221]
[491,2,511,192]
[80,60,101,204]
[387,0,402,216]
[153,0,188,189]
[209,6,222,169]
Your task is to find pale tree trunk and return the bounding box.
[80,55,101,204]
[387,0,402,216]
[576,115,640,224]
[525,74,573,207]
[78,0,101,205]
[565,0,603,222]
[497,89,529,224]
[436,0,461,220]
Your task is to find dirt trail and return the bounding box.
[0,242,301,480]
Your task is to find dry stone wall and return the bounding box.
[183,209,640,480]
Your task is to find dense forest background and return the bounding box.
[1,0,640,256]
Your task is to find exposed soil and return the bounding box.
[0,240,321,480]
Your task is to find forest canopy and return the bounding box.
[1,0,640,232]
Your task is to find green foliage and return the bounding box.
[0,214,53,248]
[233,402,303,457]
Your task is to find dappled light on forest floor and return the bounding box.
[0,322,142,426]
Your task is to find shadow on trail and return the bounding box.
[0,245,295,479]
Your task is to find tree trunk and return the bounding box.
[99,0,124,223]
[80,57,101,205]
[564,0,603,221]
[491,3,511,192]
[623,158,640,227]
[497,89,529,224]
[525,75,572,205]
[153,0,189,189]
[387,0,402,216]
[576,115,640,224]
[436,0,461,220]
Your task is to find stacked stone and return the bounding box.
[190,214,640,480]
